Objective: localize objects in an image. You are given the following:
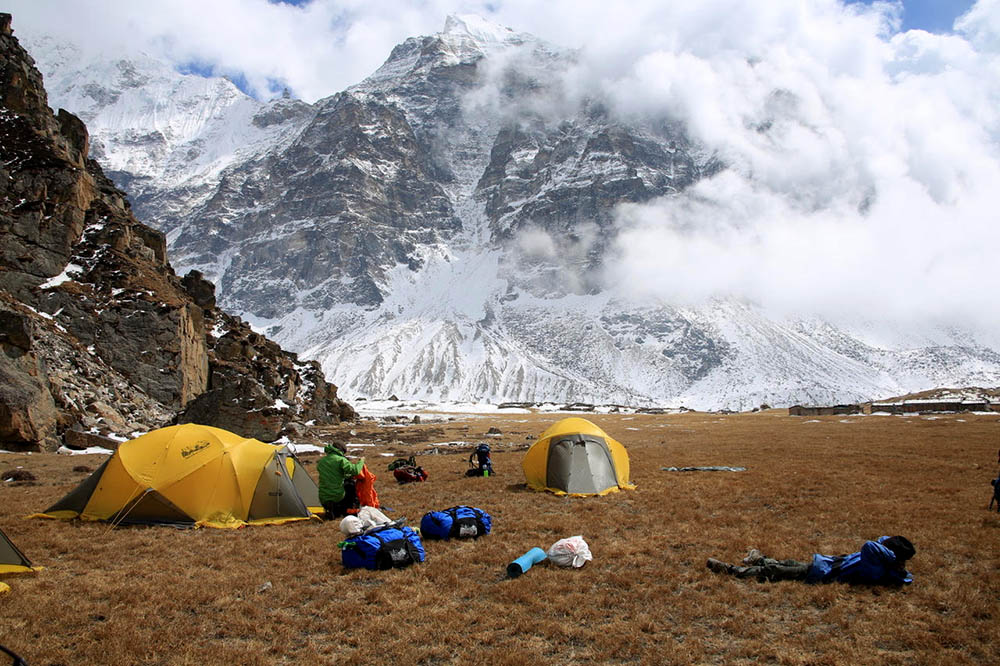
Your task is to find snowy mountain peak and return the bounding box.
[359,13,533,91]
[442,14,522,45]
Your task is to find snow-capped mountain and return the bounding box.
[22,15,1000,409]
[26,34,313,238]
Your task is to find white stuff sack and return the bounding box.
[357,506,392,529]
[339,516,364,536]
[339,507,392,536]
[547,536,593,568]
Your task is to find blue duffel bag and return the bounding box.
[341,524,426,570]
[420,506,492,540]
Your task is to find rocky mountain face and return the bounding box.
[19,14,1000,409]
[0,14,353,452]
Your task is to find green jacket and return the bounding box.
[317,448,365,504]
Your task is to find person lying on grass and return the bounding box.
[707,535,915,585]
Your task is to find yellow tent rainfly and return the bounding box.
[522,417,636,496]
[34,424,321,528]
[1,526,37,575]
[1,526,40,594]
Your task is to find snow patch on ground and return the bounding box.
[56,445,114,456]
[39,264,83,289]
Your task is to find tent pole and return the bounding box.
[105,487,152,533]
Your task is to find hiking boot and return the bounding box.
[742,548,764,565]
[706,558,733,575]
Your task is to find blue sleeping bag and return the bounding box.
[341,524,425,570]
[420,506,492,540]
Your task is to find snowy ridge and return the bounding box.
[23,34,314,235]
[265,258,995,410]
[443,14,524,45]
[361,13,528,90]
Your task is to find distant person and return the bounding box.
[990,475,1000,512]
[707,535,915,586]
[467,442,493,476]
[317,442,365,519]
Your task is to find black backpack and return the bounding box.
[470,444,491,463]
[468,444,493,475]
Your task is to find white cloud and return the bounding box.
[589,1,1000,331]
[7,0,1000,331]
[609,169,999,328]
[956,0,1000,51]
[509,223,603,295]
[516,228,558,260]
[6,0,458,101]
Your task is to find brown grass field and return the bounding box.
[2,409,999,665]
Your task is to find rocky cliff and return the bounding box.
[0,13,353,451]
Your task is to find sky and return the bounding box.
[847,0,977,32]
[6,0,1000,333]
[4,0,987,103]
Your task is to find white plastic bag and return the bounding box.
[547,535,593,568]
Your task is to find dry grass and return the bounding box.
[2,410,999,665]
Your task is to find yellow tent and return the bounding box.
[1,526,39,594]
[1,526,36,574]
[522,417,636,496]
[35,424,320,528]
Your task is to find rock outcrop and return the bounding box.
[0,13,354,451]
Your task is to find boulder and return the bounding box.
[64,429,120,451]
[176,377,288,442]
[0,356,59,451]
[181,270,216,309]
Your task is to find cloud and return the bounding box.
[6,0,459,102]
[456,0,1000,330]
[956,0,1000,50]
[5,1,894,101]
[588,1,1000,331]
[607,170,999,328]
[516,228,558,260]
[8,0,1000,331]
[508,223,603,296]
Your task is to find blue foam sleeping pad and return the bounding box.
[507,547,547,578]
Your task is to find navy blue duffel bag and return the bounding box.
[420,506,492,540]
[341,524,426,570]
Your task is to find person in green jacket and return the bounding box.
[317,442,365,519]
